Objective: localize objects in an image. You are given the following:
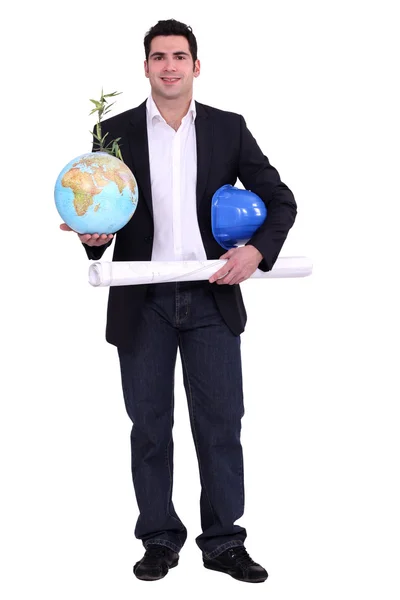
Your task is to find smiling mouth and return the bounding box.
[161,77,180,82]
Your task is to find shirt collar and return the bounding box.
[146,95,196,126]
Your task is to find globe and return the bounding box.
[54,152,138,234]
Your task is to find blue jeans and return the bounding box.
[117,281,247,558]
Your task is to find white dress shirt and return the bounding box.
[146,95,207,262]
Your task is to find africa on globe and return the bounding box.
[54,151,138,234]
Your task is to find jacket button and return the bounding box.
[144,235,153,242]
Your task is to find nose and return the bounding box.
[163,57,177,72]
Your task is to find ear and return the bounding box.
[194,59,201,78]
[144,60,149,78]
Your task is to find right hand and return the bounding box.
[60,223,114,246]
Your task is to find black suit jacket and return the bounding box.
[84,100,297,350]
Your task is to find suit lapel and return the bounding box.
[195,102,213,210]
[127,102,153,217]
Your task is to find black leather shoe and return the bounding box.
[133,544,179,581]
[203,546,268,583]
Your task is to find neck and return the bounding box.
[152,93,193,129]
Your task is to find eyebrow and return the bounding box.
[149,51,191,58]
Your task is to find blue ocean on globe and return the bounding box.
[54,152,138,234]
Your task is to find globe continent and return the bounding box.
[54,152,138,234]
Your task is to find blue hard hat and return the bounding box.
[211,184,267,250]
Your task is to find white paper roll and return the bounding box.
[88,257,313,287]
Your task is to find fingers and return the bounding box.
[61,223,114,245]
[210,247,258,285]
[215,270,236,285]
[78,233,92,243]
[210,266,237,285]
[209,266,230,284]
[91,233,114,246]
[78,233,114,246]
[211,267,250,285]
[95,234,114,246]
[210,256,237,284]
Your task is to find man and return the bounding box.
[61,19,297,583]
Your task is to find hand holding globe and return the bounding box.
[59,223,114,247]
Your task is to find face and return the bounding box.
[144,35,200,102]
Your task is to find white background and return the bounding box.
[1,0,399,598]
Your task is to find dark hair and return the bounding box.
[144,19,198,63]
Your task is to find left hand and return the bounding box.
[209,245,263,285]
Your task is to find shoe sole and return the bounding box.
[203,563,267,583]
[134,558,179,581]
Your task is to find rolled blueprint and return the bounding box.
[88,257,313,287]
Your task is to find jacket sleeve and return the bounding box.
[81,124,115,260]
[238,115,297,271]
[82,238,113,260]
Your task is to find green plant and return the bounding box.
[89,90,123,160]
